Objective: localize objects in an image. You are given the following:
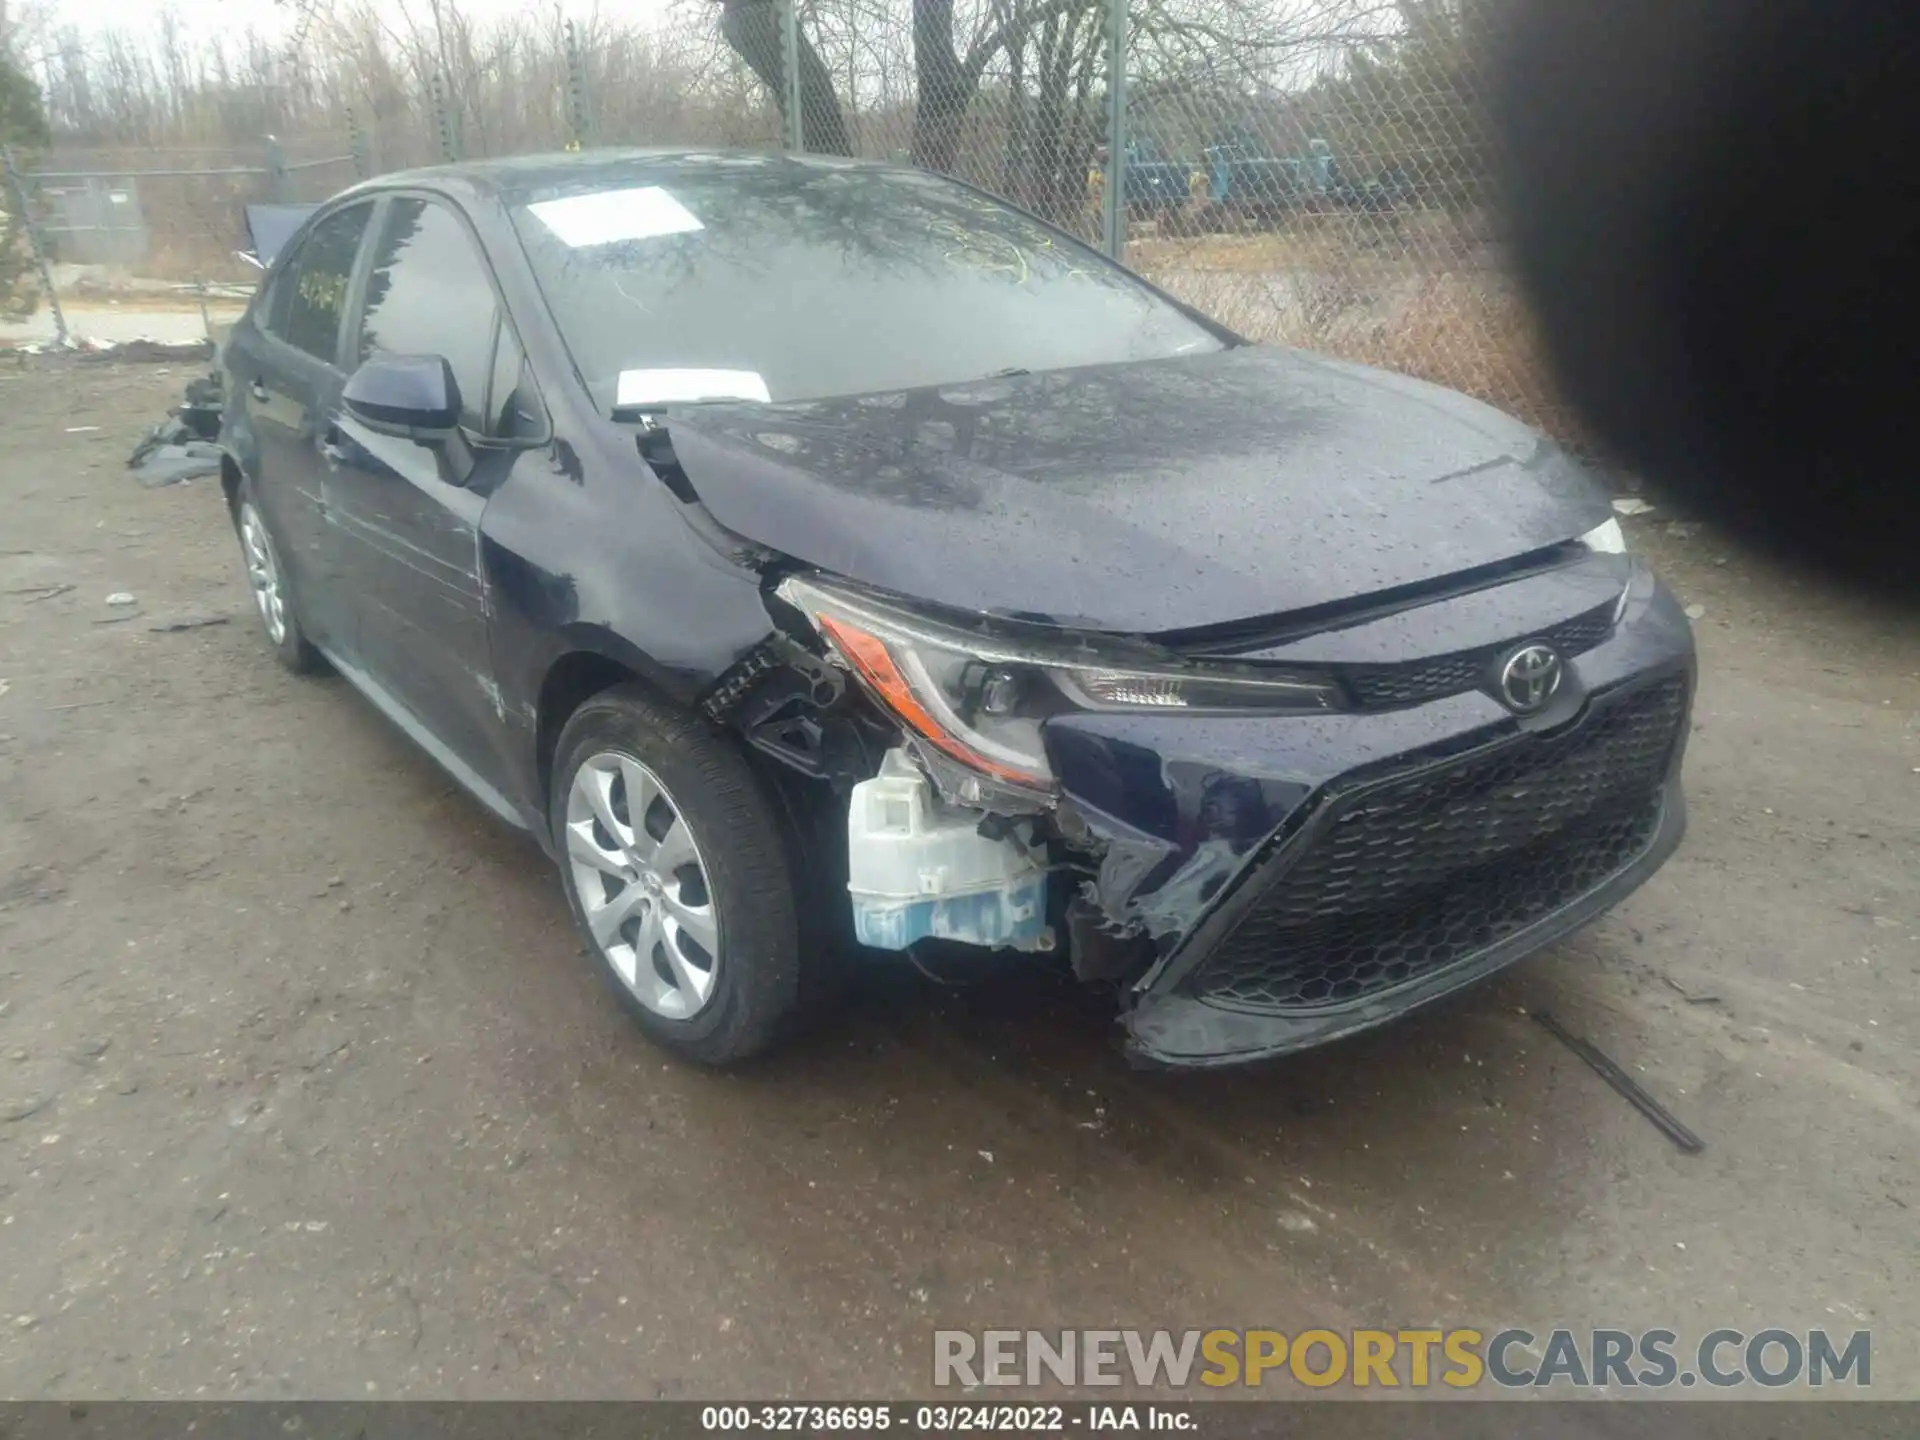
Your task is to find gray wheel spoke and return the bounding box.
[651,817,698,876]
[625,768,672,867]
[662,888,718,961]
[632,907,665,986]
[565,819,630,879]
[660,922,714,1005]
[604,929,639,987]
[622,757,663,825]
[588,879,648,948]
[582,763,633,849]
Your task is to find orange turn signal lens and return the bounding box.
[817,614,1049,788]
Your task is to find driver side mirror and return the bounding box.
[341,352,474,485]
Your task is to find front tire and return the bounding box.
[551,684,806,1065]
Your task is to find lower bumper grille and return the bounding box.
[1191,676,1688,1012]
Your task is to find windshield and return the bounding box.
[509,160,1225,413]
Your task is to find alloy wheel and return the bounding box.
[564,752,722,1019]
[238,502,287,646]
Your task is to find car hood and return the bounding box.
[664,345,1612,633]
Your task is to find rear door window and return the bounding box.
[268,203,373,365]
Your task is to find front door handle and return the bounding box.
[249,380,269,403]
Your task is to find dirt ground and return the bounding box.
[0,363,1915,1401]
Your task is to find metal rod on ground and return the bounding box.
[263,135,288,203]
[1100,0,1128,260]
[3,145,69,349]
[27,166,273,182]
[1533,1010,1706,1155]
[282,155,355,174]
[782,0,804,153]
[193,275,213,348]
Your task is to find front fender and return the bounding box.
[476,441,780,823]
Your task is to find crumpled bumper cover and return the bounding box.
[1043,577,1697,1068]
[1124,777,1685,1067]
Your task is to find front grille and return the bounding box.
[1344,599,1619,710]
[1345,653,1483,709]
[1191,676,1687,1012]
[1546,602,1619,657]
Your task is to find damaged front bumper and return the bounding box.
[1046,577,1696,1067]
[759,556,1695,1068]
[1121,780,1685,1066]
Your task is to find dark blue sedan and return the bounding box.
[218,150,1694,1066]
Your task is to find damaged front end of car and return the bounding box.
[773,571,1344,965]
[695,567,1325,974]
[623,349,1699,1068]
[691,554,1694,1070]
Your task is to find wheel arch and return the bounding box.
[220,452,245,519]
[532,627,704,811]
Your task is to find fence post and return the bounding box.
[2,145,68,349]
[346,106,371,180]
[430,70,459,163]
[782,0,804,153]
[264,134,289,202]
[564,17,593,152]
[1100,0,1128,259]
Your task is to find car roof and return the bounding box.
[349,148,912,207]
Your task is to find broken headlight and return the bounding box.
[1578,518,1637,624]
[776,575,1341,791]
[1580,518,1629,554]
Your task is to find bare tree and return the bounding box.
[708,0,1400,220]
[716,0,853,153]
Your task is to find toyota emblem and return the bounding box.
[1496,643,1564,714]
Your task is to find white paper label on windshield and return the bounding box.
[615,368,770,407]
[527,186,703,247]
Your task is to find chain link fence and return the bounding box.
[771,0,1120,247]
[1117,2,1565,435]
[4,134,363,346]
[5,0,1566,435]
[22,138,357,275]
[757,0,1561,435]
